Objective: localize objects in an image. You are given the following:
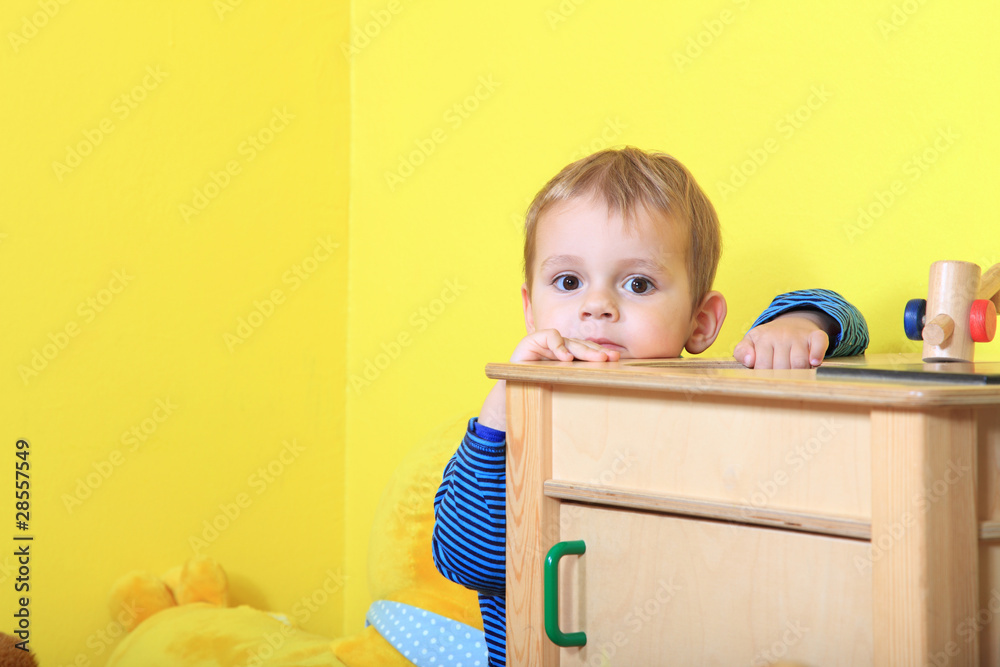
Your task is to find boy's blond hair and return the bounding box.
[523,147,721,307]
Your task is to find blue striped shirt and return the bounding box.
[432,290,867,667]
[751,288,869,357]
[432,418,507,664]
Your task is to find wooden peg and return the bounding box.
[922,313,954,346]
[922,260,980,362]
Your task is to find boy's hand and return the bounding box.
[734,312,837,369]
[479,330,620,432]
[510,328,621,364]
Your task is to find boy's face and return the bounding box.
[523,195,717,359]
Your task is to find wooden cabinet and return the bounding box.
[556,506,872,666]
[490,356,1000,666]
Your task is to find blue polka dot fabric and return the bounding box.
[365,600,489,667]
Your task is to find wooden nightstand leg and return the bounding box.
[507,382,559,666]
[871,409,978,666]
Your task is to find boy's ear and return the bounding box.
[684,291,727,355]
[521,283,536,333]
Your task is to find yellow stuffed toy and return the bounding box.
[106,414,485,666]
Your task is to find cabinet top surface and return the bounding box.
[485,354,1000,407]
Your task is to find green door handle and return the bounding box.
[544,539,587,647]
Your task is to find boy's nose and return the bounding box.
[580,289,619,321]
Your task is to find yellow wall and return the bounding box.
[1,1,348,664]
[3,0,999,663]
[346,0,999,626]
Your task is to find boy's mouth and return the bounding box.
[586,337,624,351]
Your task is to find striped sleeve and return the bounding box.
[478,594,507,666]
[432,418,507,597]
[749,289,869,357]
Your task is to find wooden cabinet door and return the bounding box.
[549,504,873,666]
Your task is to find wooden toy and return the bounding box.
[904,260,1000,362]
[490,354,1000,666]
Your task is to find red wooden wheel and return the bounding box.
[969,299,997,343]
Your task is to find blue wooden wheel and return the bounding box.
[904,298,926,341]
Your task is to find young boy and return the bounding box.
[432,147,867,666]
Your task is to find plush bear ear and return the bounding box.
[0,631,37,666]
[108,570,176,632]
[161,564,183,596]
[175,555,228,607]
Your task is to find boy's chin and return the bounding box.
[623,346,686,360]
[614,352,678,361]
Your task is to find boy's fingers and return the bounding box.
[808,330,830,366]
[565,338,619,361]
[577,338,618,359]
[512,330,622,362]
[734,337,756,368]
[537,330,572,361]
[771,342,792,370]
[789,341,811,369]
[754,343,774,370]
[551,336,574,361]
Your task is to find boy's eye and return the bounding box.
[555,275,580,291]
[625,277,653,294]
